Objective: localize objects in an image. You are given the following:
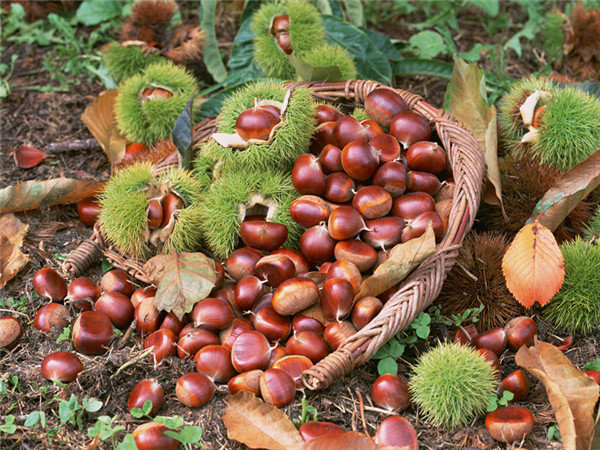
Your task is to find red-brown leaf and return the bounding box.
[13,146,48,168]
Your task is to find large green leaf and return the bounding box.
[172,97,194,170]
[76,0,121,25]
[364,28,403,62]
[393,58,453,79]
[323,15,391,84]
[200,0,227,82]
[341,0,365,27]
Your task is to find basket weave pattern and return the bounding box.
[63,80,485,391]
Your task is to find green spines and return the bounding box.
[252,0,325,79]
[498,76,554,143]
[542,11,567,64]
[198,169,302,259]
[98,163,204,259]
[409,341,496,428]
[302,43,357,81]
[351,107,369,122]
[195,80,316,176]
[102,43,164,84]
[115,61,198,146]
[533,88,600,170]
[543,237,600,334]
[584,204,600,241]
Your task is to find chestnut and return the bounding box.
[176,372,216,407]
[361,216,405,250]
[319,144,343,173]
[234,275,265,311]
[406,170,442,196]
[351,296,383,330]
[309,122,336,155]
[406,141,447,174]
[333,240,376,273]
[341,141,380,181]
[72,311,114,355]
[260,368,296,408]
[327,206,367,241]
[373,161,407,198]
[132,422,178,450]
[253,306,291,342]
[135,297,163,335]
[272,355,313,389]
[401,210,445,243]
[324,171,355,203]
[33,302,71,332]
[130,286,157,309]
[66,277,101,311]
[235,102,280,141]
[268,344,287,368]
[374,416,418,450]
[40,351,83,383]
[271,14,290,35]
[177,328,220,359]
[299,224,336,264]
[389,111,432,149]
[323,321,356,350]
[290,197,331,229]
[352,186,392,219]
[485,406,534,443]
[272,277,319,317]
[228,369,263,395]
[504,316,537,351]
[160,193,184,228]
[194,344,237,383]
[94,292,134,329]
[33,267,68,302]
[0,317,22,350]
[146,199,164,229]
[453,324,478,345]
[277,31,293,54]
[285,331,329,363]
[128,379,164,416]
[231,330,272,373]
[391,191,435,220]
[314,104,343,125]
[226,247,263,281]
[371,374,411,411]
[159,312,188,336]
[251,292,274,314]
[144,329,177,364]
[325,260,362,296]
[255,254,295,287]
[292,154,326,196]
[370,133,401,163]
[292,314,325,334]
[299,421,345,442]
[121,142,148,165]
[475,348,502,379]
[472,327,507,355]
[142,87,173,101]
[271,248,310,274]
[191,297,234,331]
[320,278,354,322]
[77,197,101,227]
[333,116,368,148]
[499,369,530,402]
[240,220,288,252]
[100,269,136,297]
[553,334,574,352]
[584,369,600,386]
[220,318,255,350]
[364,88,407,128]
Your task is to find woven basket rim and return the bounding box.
[63,79,485,390]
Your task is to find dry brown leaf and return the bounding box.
[530,150,600,232]
[144,252,216,319]
[13,146,49,169]
[0,179,105,213]
[301,431,378,450]
[502,221,564,308]
[0,214,30,289]
[222,391,304,450]
[81,89,127,164]
[355,223,436,300]
[516,339,599,450]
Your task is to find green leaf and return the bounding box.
[84,397,103,413]
[415,324,430,340]
[377,357,398,376]
[76,0,122,25]
[101,259,115,272]
[364,29,403,62]
[409,30,446,59]
[313,0,333,15]
[0,415,16,434]
[465,0,499,16]
[393,58,453,79]
[388,339,405,359]
[287,54,343,82]
[584,358,600,371]
[130,407,144,419]
[117,434,137,450]
[372,345,390,360]
[458,43,495,62]
[154,415,185,430]
[200,0,227,83]
[225,17,264,86]
[341,0,365,27]
[164,425,204,444]
[172,96,195,170]
[24,411,40,427]
[323,15,391,84]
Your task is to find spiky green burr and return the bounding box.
[102,43,164,84]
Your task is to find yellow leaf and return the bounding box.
[502,221,564,308]
[222,391,304,450]
[516,339,599,450]
[0,214,30,289]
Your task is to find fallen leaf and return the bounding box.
[0,214,30,289]
[287,54,344,82]
[144,252,216,319]
[301,431,378,450]
[530,150,600,231]
[502,221,565,308]
[0,179,105,213]
[13,146,49,169]
[81,89,127,164]
[355,223,436,300]
[222,391,304,450]
[444,57,505,215]
[516,339,599,450]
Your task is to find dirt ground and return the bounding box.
[1,2,599,449]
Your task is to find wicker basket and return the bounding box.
[64,80,485,390]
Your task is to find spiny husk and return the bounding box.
[251,0,325,79]
[409,341,496,429]
[194,80,315,177]
[568,2,600,80]
[351,107,369,122]
[584,204,600,241]
[497,76,554,144]
[114,60,198,146]
[543,237,600,334]
[98,162,204,259]
[116,138,178,169]
[102,43,165,84]
[435,231,526,330]
[120,0,177,44]
[197,169,302,260]
[475,158,594,243]
[162,25,205,68]
[542,9,568,65]
[301,43,357,81]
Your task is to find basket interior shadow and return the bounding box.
[64,79,485,391]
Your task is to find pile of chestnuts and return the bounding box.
[293,88,454,273]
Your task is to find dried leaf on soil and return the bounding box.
[444,57,505,215]
[222,391,304,450]
[530,149,600,232]
[0,214,30,289]
[81,89,127,164]
[516,339,599,450]
[301,431,378,449]
[144,252,216,319]
[356,222,436,300]
[0,179,105,213]
[502,221,564,308]
[13,146,49,169]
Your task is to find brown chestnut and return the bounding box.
[240,220,288,252]
[323,321,356,350]
[292,154,326,196]
[361,216,405,250]
[504,316,537,351]
[290,197,332,229]
[324,171,355,203]
[499,369,529,402]
[406,141,447,174]
[228,369,263,395]
[334,239,377,273]
[234,276,265,311]
[128,379,164,416]
[472,327,507,355]
[299,224,336,264]
[285,331,328,363]
[391,191,435,220]
[192,297,234,331]
[320,278,354,322]
[271,248,309,274]
[132,422,178,450]
[72,311,114,355]
[370,133,401,163]
[374,416,418,450]
[327,206,367,241]
[144,329,177,364]
[100,269,136,297]
[485,406,534,443]
[319,144,343,173]
[401,210,445,243]
[406,170,442,196]
[352,186,392,219]
[253,306,291,342]
[33,267,67,302]
[77,197,101,227]
[341,141,380,181]
[373,161,407,198]
[260,368,296,408]
[351,296,383,330]
[94,292,134,329]
[231,330,272,373]
[272,277,319,317]
[255,254,295,287]
[0,317,22,350]
[33,302,71,332]
[67,277,101,309]
[371,374,411,411]
[314,104,343,125]
[235,102,280,141]
[364,88,407,128]
[292,314,324,334]
[226,247,263,281]
[194,344,236,383]
[40,351,83,383]
[390,111,432,149]
[176,372,216,407]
